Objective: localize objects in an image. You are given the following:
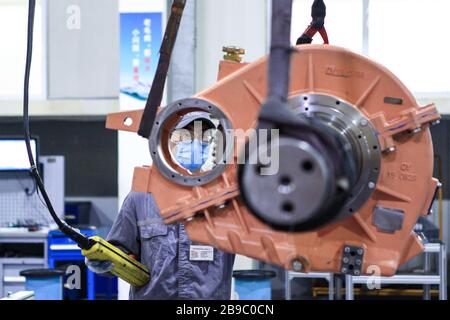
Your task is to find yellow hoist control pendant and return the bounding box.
[82,236,150,287]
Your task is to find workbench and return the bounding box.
[0,229,48,298]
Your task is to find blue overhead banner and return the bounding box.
[120,12,163,102]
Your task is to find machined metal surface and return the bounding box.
[149,98,233,187]
[289,94,382,219]
[240,137,334,229]
[240,93,381,230]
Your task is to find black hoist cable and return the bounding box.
[23,0,94,250]
[138,0,187,139]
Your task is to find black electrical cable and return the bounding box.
[15,173,36,196]
[23,0,93,250]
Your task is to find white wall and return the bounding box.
[195,0,270,92]
[0,0,44,99]
[368,0,450,94]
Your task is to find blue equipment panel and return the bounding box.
[48,229,97,300]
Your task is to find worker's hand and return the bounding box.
[84,258,115,275]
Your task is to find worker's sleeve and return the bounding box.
[106,193,141,257]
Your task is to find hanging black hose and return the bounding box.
[23,0,93,250]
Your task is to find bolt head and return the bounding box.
[357,249,364,255]
[292,260,303,272]
[360,119,369,127]
[411,127,422,134]
[384,146,396,153]
[368,182,376,189]
[431,120,441,126]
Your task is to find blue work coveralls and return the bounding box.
[107,192,235,300]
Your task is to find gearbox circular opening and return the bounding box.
[149,98,233,187]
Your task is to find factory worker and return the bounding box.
[87,113,235,300]
[169,111,219,173]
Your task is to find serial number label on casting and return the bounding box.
[176,304,275,317]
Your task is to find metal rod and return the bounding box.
[439,244,447,300]
[328,273,335,300]
[335,275,343,300]
[285,270,291,300]
[437,155,443,241]
[345,275,354,300]
[350,275,441,285]
[424,251,431,300]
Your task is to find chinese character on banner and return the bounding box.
[132,29,140,81]
[120,12,162,102]
[143,19,152,74]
